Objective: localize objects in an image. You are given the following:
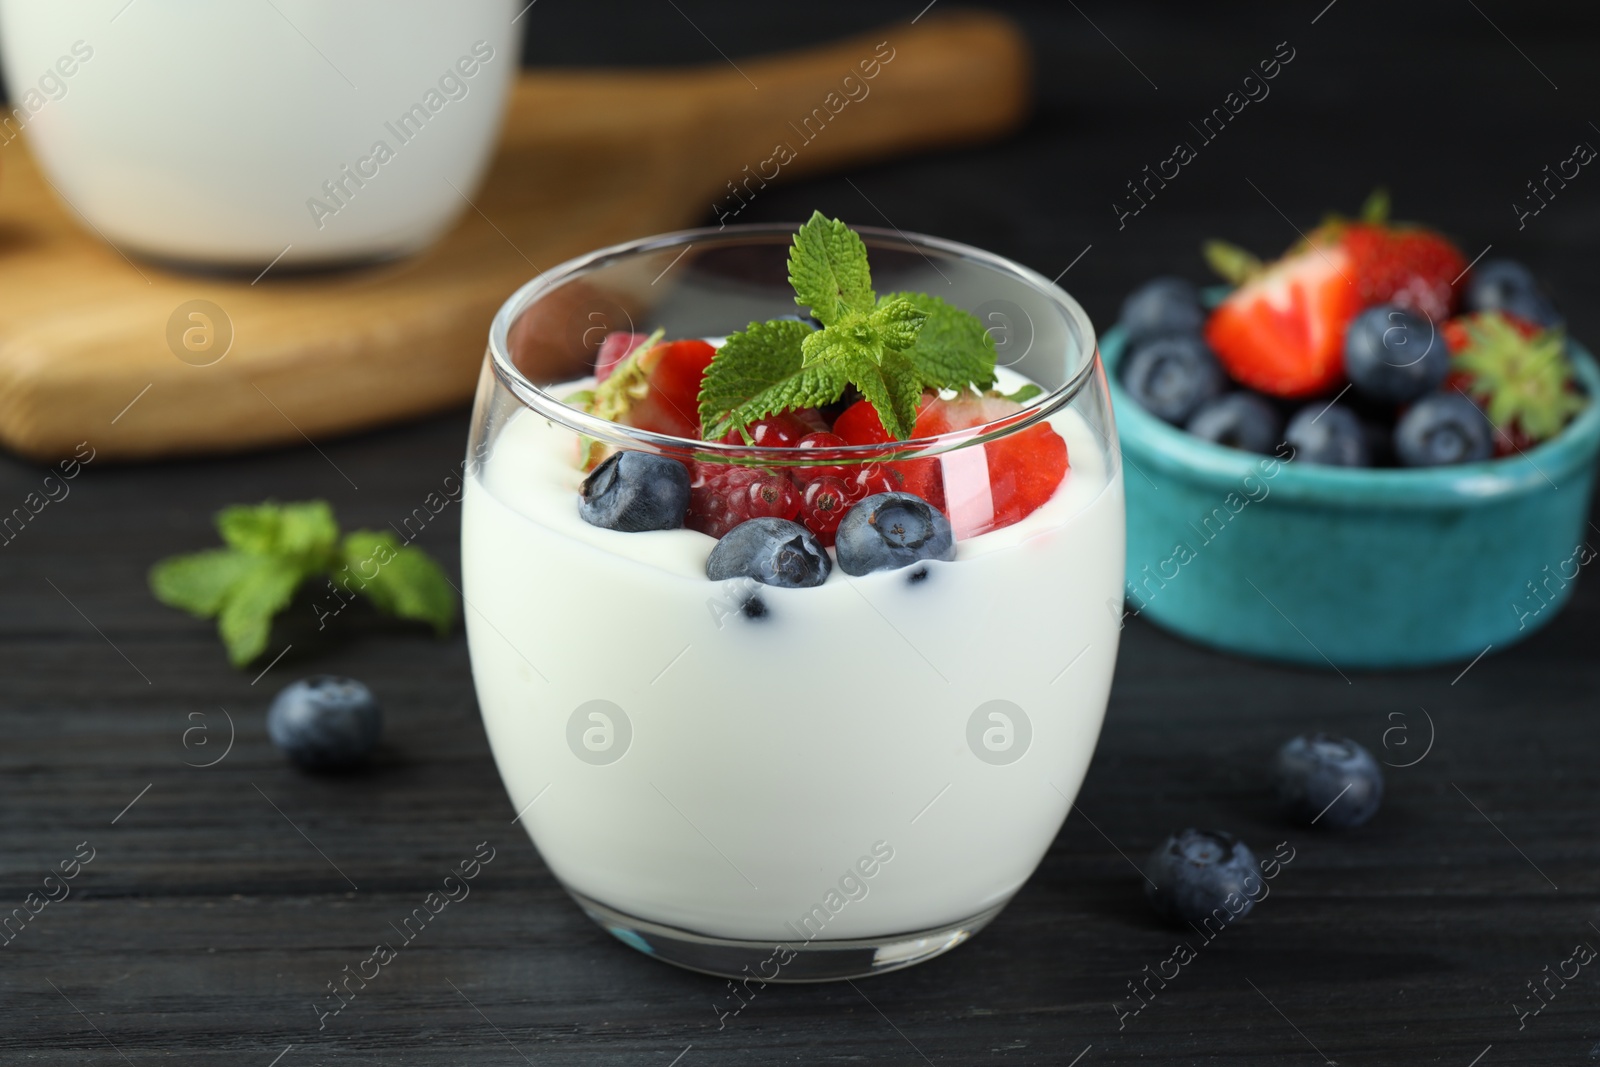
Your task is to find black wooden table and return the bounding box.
[5,2,1599,1063]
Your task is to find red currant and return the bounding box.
[719,412,811,448]
[792,431,850,485]
[847,464,900,500]
[799,477,851,546]
[744,470,800,521]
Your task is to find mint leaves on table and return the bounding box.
[149,500,455,667]
[697,211,999,441]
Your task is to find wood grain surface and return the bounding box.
[0,11,1028,462]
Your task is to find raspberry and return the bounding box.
[686,464,747,538]
[800,477,851,547]
[686,464,799,538]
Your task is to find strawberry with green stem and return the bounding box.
[1443,312,1585,455]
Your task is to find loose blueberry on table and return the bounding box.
[1272,732,1384,830]
[1144,828,1261,927]
[267,676,383,771]
[1117,190,1587,467]
[566,212,1071,596]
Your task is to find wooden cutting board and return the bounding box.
[0,12,1029,463]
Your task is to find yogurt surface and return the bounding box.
[462,375,1125,942]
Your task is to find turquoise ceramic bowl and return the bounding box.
[1103,329,1600,670]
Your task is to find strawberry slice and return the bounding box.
[834,394,1068,533]
[832,396,946,508]
[918,396,1069,531]
[1204,246,1361,398]
[621,339,716,438]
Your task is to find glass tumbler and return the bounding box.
[462,223,1124,981]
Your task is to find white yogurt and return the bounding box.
[462,380,1125,942]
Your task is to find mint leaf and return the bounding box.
[713,362,851,443]
[217,558,302,667]
[800,319,881,369]
[698,319,816,437]
[994,382,1044,403]
[149,548,258,617]
[883,292,998,392]
[696,215,998,442]
[151,499,456,668]
[876,351,928,441]
[869,296,928,352]
[788,211,875,325]
[217,500,339,568]
[341,531,456,636]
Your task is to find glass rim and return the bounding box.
[486,221,1102,458]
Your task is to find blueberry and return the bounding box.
[1120,333,1225,424]
[1394,393,1494,467]
[1144,829,1261,928]
[706,518,830,587]
[1185,393,1282,453]
[1272,733,1383,829]
[1464,259,1561,328]
[1284,402,1370,466]
[267,676,382,771]
[835,492,956,576]
[1119,277,1204,340]
[579,451,690,532]
[1343,305,1451,404]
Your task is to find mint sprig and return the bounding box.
[150,500,455,667]
[787,213,876,326]
[698,211,1000,441]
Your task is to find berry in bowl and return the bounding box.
[1105,192,1599,669]
[462,215,1124,980]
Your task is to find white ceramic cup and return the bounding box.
[0,0,521,269]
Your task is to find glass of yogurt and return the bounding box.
[463,223,1125,982]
